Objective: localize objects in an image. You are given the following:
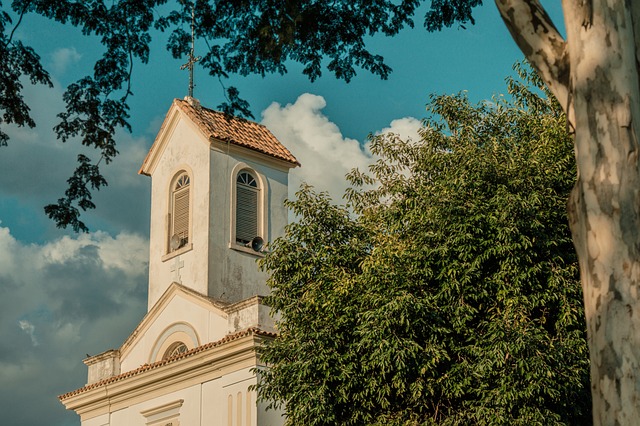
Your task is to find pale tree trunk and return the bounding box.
[496,0,640,424]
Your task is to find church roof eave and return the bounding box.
[139,98,299,177]
[58,327,276,403]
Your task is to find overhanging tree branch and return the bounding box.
[494,0,574,128]
[5,3,26,47]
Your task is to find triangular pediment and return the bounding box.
[113,282,274,376]
[118,283,229,366]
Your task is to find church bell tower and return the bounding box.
[139,97,299,309]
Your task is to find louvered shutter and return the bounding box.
[172,187,189,247]
[236,184,258,244]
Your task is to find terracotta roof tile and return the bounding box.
[58,327,276,400]
[175,98,299,166]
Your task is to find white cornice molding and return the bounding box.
[140,398,184,417]
[61,332,267,421]
[225,295,263,314]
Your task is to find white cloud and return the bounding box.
[375,117,422,142]
[261,93,372,202]
[54,321,82,345]
[0,225,148,425]
[261,93,422,204]
[39,231,148,276]
[49,47,82,76]
[146,113,167,136]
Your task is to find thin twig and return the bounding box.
[5,4,28,47]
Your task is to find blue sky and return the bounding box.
[0,2,563,425]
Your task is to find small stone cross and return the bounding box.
[170,256,184,284]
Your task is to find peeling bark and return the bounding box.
[496,0,640,424]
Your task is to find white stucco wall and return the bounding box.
[82,413,109,426]
[203,367,285,426]
[207,148,290,303]
[258,399,287,426]
[147,113,212,309]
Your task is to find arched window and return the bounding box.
[169,172,190,251]
[162,341,188,359]
[235,170,259,244]
[149,323,199,363]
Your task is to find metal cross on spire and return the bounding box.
[180,5,201,98]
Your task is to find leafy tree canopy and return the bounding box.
[258,66,591,425]
[1,0,482,232]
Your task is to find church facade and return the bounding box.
[59,97,299,426]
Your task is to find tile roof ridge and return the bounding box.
[174,98,300,166]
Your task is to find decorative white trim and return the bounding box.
[228,242,265,257]
[161,243,193,262]
[149,322,200,363]
[139,105,182,176]
[139,101,222,176]
[141,399,184,425]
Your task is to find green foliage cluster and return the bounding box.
[258,67,591,425]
